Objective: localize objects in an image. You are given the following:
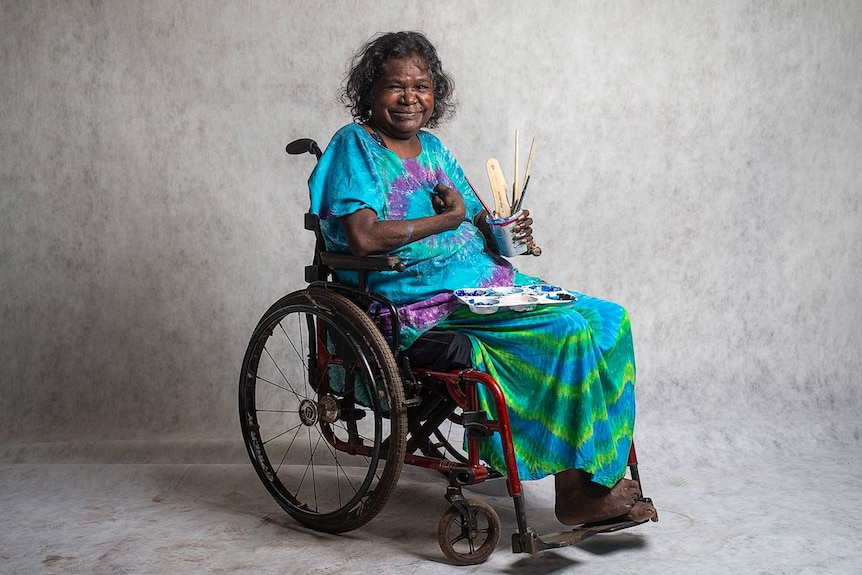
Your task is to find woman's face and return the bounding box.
[369,55,434,140]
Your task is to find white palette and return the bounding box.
[453,285,578,314]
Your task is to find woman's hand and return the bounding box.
[515,210,542,256]
[431,183,466,223]
[474,208,542,257]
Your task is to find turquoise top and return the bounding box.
[308,123,534,347]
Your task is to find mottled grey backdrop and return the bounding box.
[1,1,859,462]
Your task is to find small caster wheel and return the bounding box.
[437,498,501,565]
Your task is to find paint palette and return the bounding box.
[454,285,578,314]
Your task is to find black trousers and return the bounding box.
[401,330,473,371]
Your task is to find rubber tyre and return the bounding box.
[239,288,406,533]
[437,498,501,565]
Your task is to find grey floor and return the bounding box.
[2,417,860,575]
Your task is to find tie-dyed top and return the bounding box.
[308,123,535,348]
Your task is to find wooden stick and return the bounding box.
[513,129,520,210]
[485,158,510,217]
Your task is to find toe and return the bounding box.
[627,500,657,523]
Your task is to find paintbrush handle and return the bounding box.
[464,177,493,215]
[522,138,536,192]
[514,175,530,213]
[513,129,520,209]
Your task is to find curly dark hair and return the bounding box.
[342,31,455,129]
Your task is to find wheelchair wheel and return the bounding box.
[437,498,501,565]
[239,288,406,534]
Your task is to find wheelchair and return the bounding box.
[237,138,656,565]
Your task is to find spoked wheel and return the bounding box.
[437,498,501,565]
[239,288,406,533]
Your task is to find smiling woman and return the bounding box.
[367,56,435,152]
[343,31,455,130]
[307,31,657,527]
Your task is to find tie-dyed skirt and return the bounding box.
[434,293,636,487]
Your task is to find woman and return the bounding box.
[309,31,656,526]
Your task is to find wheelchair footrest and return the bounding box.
[512,516,652,554]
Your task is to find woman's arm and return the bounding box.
[340,183,466,257]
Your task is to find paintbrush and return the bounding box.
[464,177,493,216]
[521,138,536,194]
[512,129,520,210]
[513,138,536,213]
[514,175,531,213]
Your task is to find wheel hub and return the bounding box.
[298,395,341,426]
[298,399,319,426]
[318,394,340,423]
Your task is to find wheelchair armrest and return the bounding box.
[320,251,406,273]
[305,213,405,272]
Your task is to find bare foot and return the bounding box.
[555,472,656,526]
[626,499,658,523]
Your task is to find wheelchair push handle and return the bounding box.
[286,138,322,160]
